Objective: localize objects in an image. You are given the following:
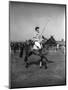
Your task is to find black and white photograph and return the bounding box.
[9,1,66,89]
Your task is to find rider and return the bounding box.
[33,26,43,50]
[32,26,44,68]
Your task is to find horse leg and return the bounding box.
[44,61,47,69]
[40,61,42,68]
[39,56,43,68]
[40,55,47,69]
[24,54,28,62]
[24,51,38,68]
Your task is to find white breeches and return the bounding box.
[33,42,42,50]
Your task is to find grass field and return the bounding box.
[10,49,66,88]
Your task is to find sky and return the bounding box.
[10,2,66,41]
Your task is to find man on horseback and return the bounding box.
[32,26,44,68]
[23,26,53,69]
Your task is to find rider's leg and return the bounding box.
[44,61,47,69]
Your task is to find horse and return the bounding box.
[20,39,53,69]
